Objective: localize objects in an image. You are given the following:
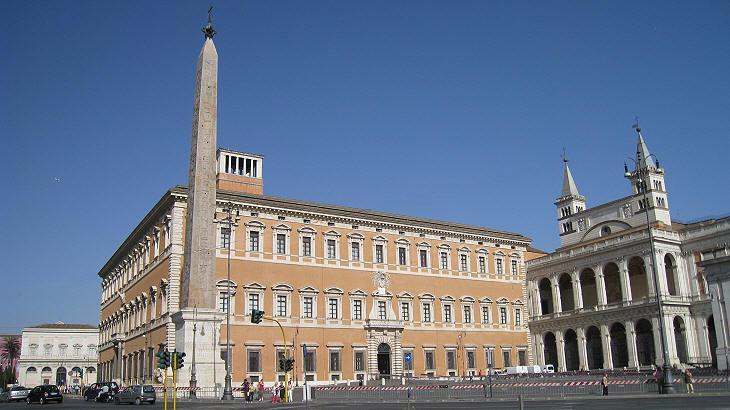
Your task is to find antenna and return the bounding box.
[561,147,568,164]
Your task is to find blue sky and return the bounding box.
[2,1,729,332]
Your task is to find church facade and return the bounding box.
[526,132,730,372]
[95,22,537,388]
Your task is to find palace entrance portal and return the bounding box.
[377,343,391,376]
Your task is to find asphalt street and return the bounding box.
[3,395,730,409]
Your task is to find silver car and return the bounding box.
[7,386,30,402]
[114,384,156,405]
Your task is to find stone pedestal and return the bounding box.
[171,308,225,388]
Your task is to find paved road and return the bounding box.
[3,395,730,409]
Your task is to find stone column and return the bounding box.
[626,320,640,369]
[556,330,567,372]
[596,265,608,306]
[652,317,666,366]
[552,276,562,313]
[645,255,657,297]
[619,258,632,302]
[535,334,545,365]
[577,328,588,371]
[600,324,612,369]
[655,253,669,296]
[572,271,584,309]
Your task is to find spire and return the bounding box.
[560,159,581,198]
[634,126,656,170]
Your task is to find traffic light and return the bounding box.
[157,350,170,369]
[251,309,265,324]
[285,358,295,372]
[174,352,186,369]
[278,357,286,372]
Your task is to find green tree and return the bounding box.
[0,336,21,387]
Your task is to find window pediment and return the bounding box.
[479,297,493,304]
[496,297,509,304]
[419,293,435,301]
[298,286,319,294]
[460,296,475,303]
[349,289,367,297]
[397,291,414,299]
[325,287,344,295]
[273,223,291,231]
[298,227,316,234]
[440,295,455,302]
[272,283,293,292]
[244,282,265,290]
[246,220,265,228]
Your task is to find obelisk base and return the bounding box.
[171,309,225,390]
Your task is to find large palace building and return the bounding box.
[95,21,538,388]
[526,132,730,372]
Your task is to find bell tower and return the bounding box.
[623,127,671,226]
[555,156,586,246]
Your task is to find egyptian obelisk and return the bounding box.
[181,13,218,310]
[172,11,222,390]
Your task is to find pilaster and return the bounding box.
[600,324,612,369]
[596,264,607,306]
[577,328,587,371]
[625,320,640,369]
[556,330,567,372]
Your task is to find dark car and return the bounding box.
[26,385,63,405]
[83,381,119,402]
[8,386,31,402]
[114,385,156,405]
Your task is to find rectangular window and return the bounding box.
[398,247,407,265]
[328,298,339,319]
[277,295,287,317]
[249,293,259,313]
[499,307,507,324]
[444,304,452,323]
[511,260,518,276]
[459,254,468,271]
[486,348,494,368]
[496,259,503,275]
[446,351,456,370]
[467,351,476,369]
[422,303,431,322]
[375,244,384,263]
[440,252,448,269]
[419,249,428,267]
[354,351,365,372]
[478,256,486,273]
[248,350,261,373]
[463,305,472,323]
[276,233,286,254]
[329,351,341,372]
[378,301,387,320]
[327,239,336,259]
[353,299,362,320]
[518,350,526,366]
[220,227,231,249]
[351,242,360,261]
[249,231,260,251]
[302,236,312,256]
[304,350,316,372]
[404,351,413,371]
[425,351,435,370]
[303,296,313,318]
[515,309,521,326]
[218,292,229,313]
[401,302,410,321]
[502,350,511,367]
[482,306,490,324]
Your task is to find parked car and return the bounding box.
[6,386,31,402]
[26,385,63,405]
[83,381,119,402]
[114,385,156,405]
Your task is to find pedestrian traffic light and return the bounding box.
[157,349,170,369]
[251,309,265,324]
[285,358,295,372]
[174,352,186,369]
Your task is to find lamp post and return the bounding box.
[624,127,675,394]
[221,206,239,400]
[190,306,197,399]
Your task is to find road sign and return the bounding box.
[404,352,412,363]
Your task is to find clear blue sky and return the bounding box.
[2,1,729,333]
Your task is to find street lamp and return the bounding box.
[624,126,675,394]
[221,206,239,401]
[190,307,197,399]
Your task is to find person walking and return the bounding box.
[242,379,250,402]
[654,366,663,394]
[601,374,609,396]
[287,380,293,403]
[684,369,694,394]
[257,380,264,401]
[279,381,286,403]
[271,382,279,403]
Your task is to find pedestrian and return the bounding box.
[654,367,663,394]
[684,369,694,394]
[271,382,279,403]
[601,374,608,396]
[257,380,264,401]
[287,380,293,403]
[279,381,286,403]
[242,378,251,402]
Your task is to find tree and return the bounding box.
[0,336,21,387]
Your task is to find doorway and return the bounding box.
[377,343,391,377]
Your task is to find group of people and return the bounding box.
[240,379,293,403]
